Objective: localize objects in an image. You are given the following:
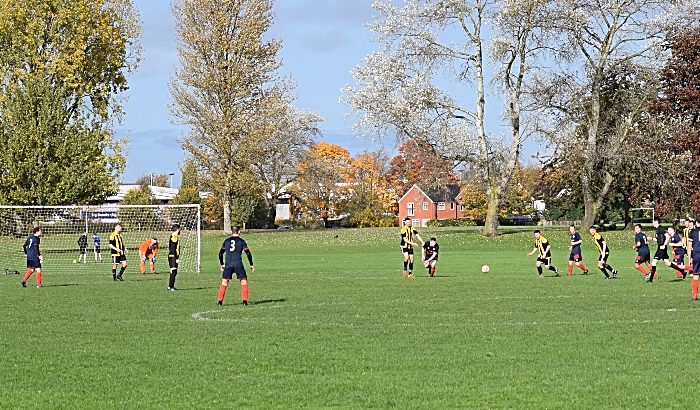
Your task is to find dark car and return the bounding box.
[502,215,535,226]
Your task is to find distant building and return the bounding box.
[105,185,210,205]
[398,184,463,227]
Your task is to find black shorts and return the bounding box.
[536,257,552,266]
[401,247,414,255]
[222,265,247,280]
[636,253,650,264]
[94,247,101,254]
[169,257,179,269]
[598,253,609,263]
[79,247,87,255]
[112,255,127,264]
[27,258,41,269]
[653,248,669,261]
[569,251,582,262]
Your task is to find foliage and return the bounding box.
[179,159,199,189]
[117,187,159,231]
[169,0,287,232]
[388,140,459,196]
[426,218,478,227]
[135,173,171,188]
[0,0,140,205]
[170,186,201,205]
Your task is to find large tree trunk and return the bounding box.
[482,187,500,237]
[265,196,277,229]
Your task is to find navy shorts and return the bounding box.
[674,253,685,264]
[424,255,438,262]
[94,246,101,254]
[636,253,650,264]
[569,251,582,262]
[27,258,41,269]
[223,265,247,280]
[693,254,700,274]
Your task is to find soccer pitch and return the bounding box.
[1,226,698,409]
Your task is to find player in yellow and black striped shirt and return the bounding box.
[167,224,181,291]
[527,230,559,277]
[108,223,128,281]
[588,226,618,279]
[400,217,423,278]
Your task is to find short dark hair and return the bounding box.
[569,225,576,229]
[634,224,642,229]
[653,217,661,223]
[33,227,41,234]
[172,224,180,232]
[430,237,437,241]
[589,226,597,230]
[231,226,240,234]
[403,217,410,221]
[534,230,541,234]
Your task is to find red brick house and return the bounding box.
[398,184,463,227]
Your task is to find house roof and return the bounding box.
[398,183,462,204]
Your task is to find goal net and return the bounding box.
[0,205,200,276]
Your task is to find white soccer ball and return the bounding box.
[481,265,490,273]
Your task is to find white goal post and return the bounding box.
[0,205,200,275]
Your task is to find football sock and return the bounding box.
[599,268,610,278]
[548,266,557,272]
[675,269,683,278]
[23,269,33,282]
[169,269,177,288]
[36,272,42,287]
[568,265,573,275]
[140,261,146,274]
[604,264,614,272]
[408,262,413,273]
[112,267,117,280]
[670,263,684,274]
[693,279,699,300]
[537,266,543,275]
[650,266,656,280]
[636,265,649,274]
[218,284,227,302]
[579,263,587,272]
[403,261,408,271]
[119,266,126,276]
[241,283,249,302]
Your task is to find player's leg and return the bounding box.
[671,256,683,278]
[35,267,42,287]
[402,250,409,276]
[536,259,544,277]
[139,253,146,274]
[544,259,558,275]
[429,260,437,277]
[597,256,610,278]
[117,259,127,280]
[22,266,34,287]
[407,251,415,278]
[576,261,587,274]
[693,274,700,300]
[568,258,574,276]
[149,258,155,274]
[168,259,178,290]
[240,279,249,306]
[218,278,230,305]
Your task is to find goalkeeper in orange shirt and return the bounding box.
[138,237,159,274]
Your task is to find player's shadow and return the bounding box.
[670,278,686,283]
[45,283,80,287]
[251,298,287,305]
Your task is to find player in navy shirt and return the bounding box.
[217,226,254,306]
[648,217,686,282]
[668,226,689,279]
[686,219,700,299]
[422,237,439,277]
[22,227,43,288]
[567,225,588,275]
[633,224,653,277]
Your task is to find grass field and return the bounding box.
[1,226,699,409]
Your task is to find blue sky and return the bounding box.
[117,0,379,186]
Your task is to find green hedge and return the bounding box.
[426,218,478,227]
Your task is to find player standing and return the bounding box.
[109,223,128,281]
[647,217,686,283]
[218,226,254,306]
[138,236,159,274]
[93,233,102,263]
[527,230,559,277]
[422,237,439,277]
[167,224,181,291]
[400,217,423,278]
[22,227,43,288]
[686,219,700,299]
[632,224,654,277]
[77,232,88,263]
[568,225,588,275]
[588,226,618,279]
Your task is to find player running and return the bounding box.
[138,237,159,274]
[686,219,700,299]
[218,226,254,306]
[422,237,439,277]
[400,217,424,278]
[647,217,687,283]
[527,230,559,278]
[588,226,618,279]
[632,224,654,278]
[22,227,43,288]
[568,225,588,275]
[668,226,689,279]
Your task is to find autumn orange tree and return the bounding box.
[388,140,459,196]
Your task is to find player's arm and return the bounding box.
[601,239,608,254]
[527,246,537,256]
[670,236,683,247]
[661,233,670,249]
[169,239,178,258]
[23,241,27,255]
[109,237,118,253]
[244,248,254,272]
[35,242,42,260]
[633,240,641,250]
[218,247,225,267]
[415,233,424,246]
[687,237,693,259]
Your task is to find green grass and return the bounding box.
[1,226,698,409]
